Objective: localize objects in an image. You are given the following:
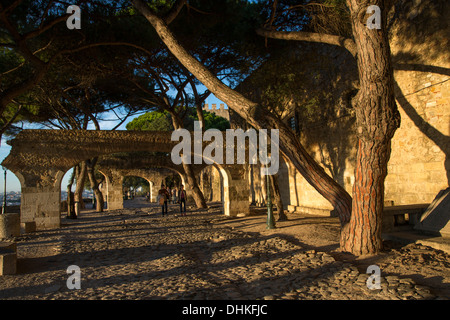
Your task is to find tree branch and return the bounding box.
[164,0,187,24]
[131,0,258,121]
[255,28,357,58]
[23,14,68,40]
[0,0,23,15]
[0,103,22,135]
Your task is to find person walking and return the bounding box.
[166,186,172,205]
[178,185,187,216]
[157,185,170,216]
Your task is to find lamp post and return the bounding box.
[2,169,6,215]
[266,170,275,229]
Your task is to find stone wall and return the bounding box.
[203,103,230,121]
[288,0,449,214]
[199,166,223,202]
[385,0,449,205]
[238,0,449,216]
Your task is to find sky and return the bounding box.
[0,94,226,193]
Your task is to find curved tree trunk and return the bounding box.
[269,174,288,221]
[66,167,76,219]
[274,120,353,225]
[182,161,207,209]
[86,157,104,212]
[196,103,205,130]
[74,162,87,218]
[170,112,208,209]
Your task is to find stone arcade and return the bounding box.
[1,130,252,230]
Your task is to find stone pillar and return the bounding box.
[287,162,299,212]
[251,165,267,207]
[200,168,212,202]
[148,181,154,202]
[224,165,250,217]
[104,171,124,211]
[0,213,20,238]
[151,179,162,203]
[16,169,64,230]
[209,166,222,202]
[0,242,16,275]
[278,159,292,207]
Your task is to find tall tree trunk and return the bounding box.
[196,103,205,130]
[74,162,87,218]
[183,162,207,208]
[66,167,76,219]
[339,0,400,255]
[86,157,104,212]
[170,112,208,209]
[269,174,288,221]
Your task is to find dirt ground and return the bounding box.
[213,208,450,298]
[2,200,448,300]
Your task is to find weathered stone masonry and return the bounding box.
[2,130,250,230]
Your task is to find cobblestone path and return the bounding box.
[0,204,441,300]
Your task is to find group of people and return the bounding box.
[157,185,187,216]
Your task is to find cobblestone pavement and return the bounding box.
[0,202,446,300]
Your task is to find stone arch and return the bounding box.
[213,164,232,216]
[196,150,234,216]
[98,167,184,211]
[12,171,25,189]
[2,129,250,228]
[122,174,151,201]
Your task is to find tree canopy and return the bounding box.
[126,109,230,132]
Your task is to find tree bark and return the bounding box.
[255,28,357,58]
[339,0,400,255]
[86,157,104,212]
[170,112,208,209]
[66,168,76,219]
[74,162,87,218]
[269,174,288,221]
[190,79,210,130]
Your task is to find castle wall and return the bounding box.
[203,103,230,121]
[279,0,449,215]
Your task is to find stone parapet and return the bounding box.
[0,241,17,275]
[0,213,20,239]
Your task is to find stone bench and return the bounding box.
[21,221,36,234]
[0,212,20,238]
[0,241,17,275]
[287,205,332,217]
[382,203,429,233]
